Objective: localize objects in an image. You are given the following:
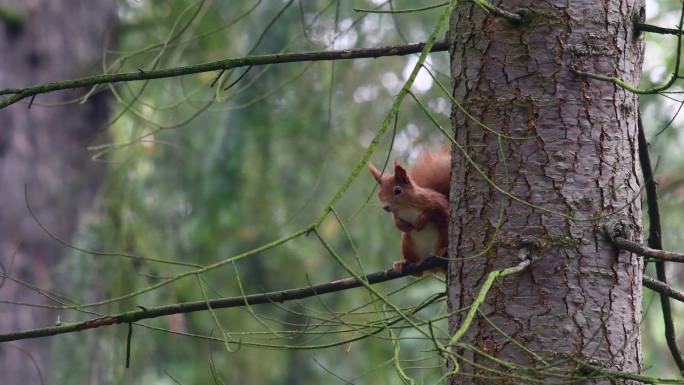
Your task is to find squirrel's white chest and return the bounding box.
[397,208,440,260]
[397,207,422,224]
[410,223,440,260]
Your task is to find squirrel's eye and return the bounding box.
[393,186,402,196]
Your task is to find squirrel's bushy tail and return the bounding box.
[410,147,451,197]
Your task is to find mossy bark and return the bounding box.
[447,2,645,384]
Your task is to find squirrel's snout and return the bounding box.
[382,204,394,212]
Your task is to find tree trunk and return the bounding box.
[447,1,644,384]
[0,1,115,384]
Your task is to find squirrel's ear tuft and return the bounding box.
[368,163,382,183]
[394,161,412,186]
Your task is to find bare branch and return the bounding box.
[0,41,449,109]
[0,257,447,343]
[643,276,684,303]
[612,237,684,263]
[635,23,684,36]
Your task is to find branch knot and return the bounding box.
[604,219,634,241]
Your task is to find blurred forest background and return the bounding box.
[0,0,683,384]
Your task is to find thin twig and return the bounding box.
[125,323,133,368]
[0,257,447,343]
[445,258,532,375]
[354,1,448,14]
[448,258,531,347]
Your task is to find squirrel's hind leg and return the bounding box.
[397,234,423,276]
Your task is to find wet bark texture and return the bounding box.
[0,1,115,384]
[448,1,644,384]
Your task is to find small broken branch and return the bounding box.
[643,276,684,303]
[612,237,684,263]
[635,23,684,36]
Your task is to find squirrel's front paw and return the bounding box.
[393,260,407,273]
[394,218,414,232]
[393,260,424,277]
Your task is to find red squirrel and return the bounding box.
[368,149,450,274]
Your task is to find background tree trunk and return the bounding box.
[0,1,115,384]
[447,1,644,384]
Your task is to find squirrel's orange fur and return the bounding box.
[410,149,451,197]
[368,148,451,274]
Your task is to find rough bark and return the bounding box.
[0,1,115,384]
[447,1,644,384]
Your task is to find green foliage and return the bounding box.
[53,1,454,384]
[44,0,684,382]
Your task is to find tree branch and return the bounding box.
[612,237,684,263]
[643,276,684,303]
[0,41,449,109]
[0,257,447,343]
[635,23,684,36]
